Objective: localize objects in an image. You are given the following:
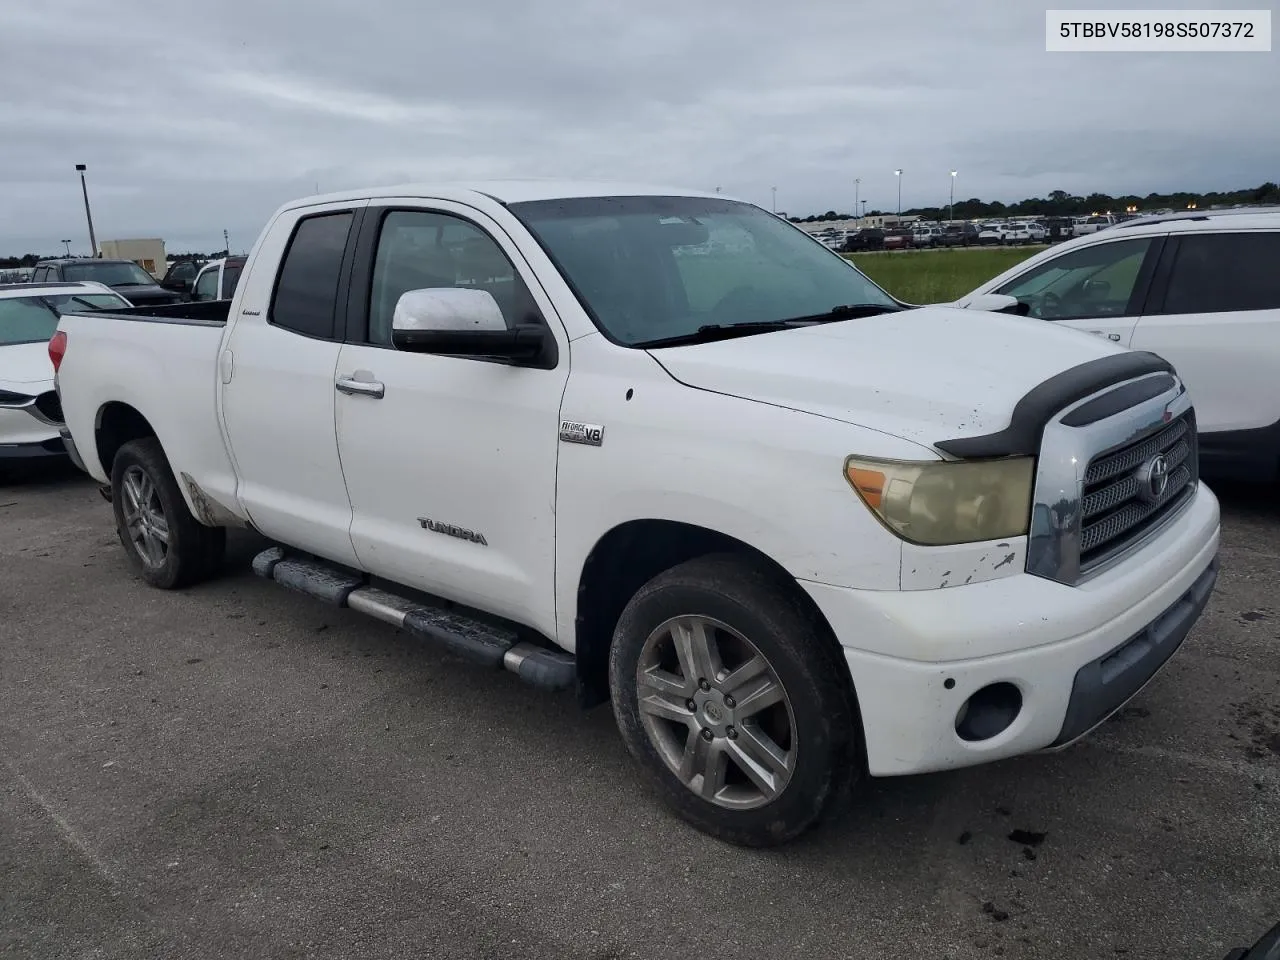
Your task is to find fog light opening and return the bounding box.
[955,682,1023,743]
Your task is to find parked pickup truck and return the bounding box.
[52,182,1221,847]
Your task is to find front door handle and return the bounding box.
[1087,330,1122,342]
[336,376,385,399]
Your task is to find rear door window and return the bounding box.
[1157,232,1280,315]
[269,212,354,339]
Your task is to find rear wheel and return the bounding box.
[608,553,862,846]
[111,438,225,589]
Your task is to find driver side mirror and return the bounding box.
[390,287,557,369]
[961,293,1032,316]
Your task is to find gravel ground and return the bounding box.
[2,463,1277,960]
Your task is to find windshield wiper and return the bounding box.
[634,304,904,349]
[634,320,812,349]
[773,302,904,324]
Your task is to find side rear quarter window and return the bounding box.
[1159,231,1280,315]
[269,211,355,339]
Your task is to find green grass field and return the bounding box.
[846,247,1044,304]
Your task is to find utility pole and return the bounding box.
[223,229,230,255]
[949,170,958,223]
[854,178,861,225]
[75,164,98,257]
[771,186,777,213]
[61,240,72,256]
[894,169,903,219]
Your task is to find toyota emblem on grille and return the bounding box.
[1140,454,1171,503]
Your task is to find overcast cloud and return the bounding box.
[1,0,1275,255]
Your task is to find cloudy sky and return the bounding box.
[1,0,1275,255]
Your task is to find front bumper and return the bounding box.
[0,437,67,461]
[802,481,1221,777]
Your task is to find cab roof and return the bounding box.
[282,179,737,210]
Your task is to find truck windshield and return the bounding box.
[509,196,898,346]
[62,261,157,287]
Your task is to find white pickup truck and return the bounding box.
[52,181,1221,846]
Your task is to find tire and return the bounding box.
[111,437,226,589]
[608,553,862,846]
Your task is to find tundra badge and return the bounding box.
[418,518,488,546]
[560,420,605,447]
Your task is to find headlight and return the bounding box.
[844,455,1034,546]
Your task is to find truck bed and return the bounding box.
[54,302,246,527]
[84,299,232,325]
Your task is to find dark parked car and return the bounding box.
[842,228,885,252]
[158,258,207,299]
[30,258,183,307]
[939,223,981,247]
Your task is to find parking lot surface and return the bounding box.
[2,465,1277,960]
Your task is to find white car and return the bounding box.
[977,223,1007,244]
[189,256,247,302]
[1072,214,1116,236]
[1001,223,1048,245]
[1,281,131,468]
[54,181,1219,846]
[954,207,1280,480]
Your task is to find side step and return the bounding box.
[251,547,575,691]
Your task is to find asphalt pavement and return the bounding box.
[2,463,1277,960]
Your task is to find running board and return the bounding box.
[251,547,575,691]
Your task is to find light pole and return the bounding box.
[223,229,230,255]
[854,178,861,225]
[894,169,903,219]
[61,240,72,256]
[75,164,98,257]
[771,186,777,213]
[949,170,957,223]
[860,200,867,220]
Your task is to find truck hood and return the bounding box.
[648,306,1122,453]
[0,342,55,386]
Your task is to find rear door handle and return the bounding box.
[336,376,385,398]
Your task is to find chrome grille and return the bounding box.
[1078,411,1198,571]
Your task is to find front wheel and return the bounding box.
[111,437,226,589]
[608,554,862,846]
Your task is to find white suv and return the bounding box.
[954,208,1280,480]
[1004,223,1047,245]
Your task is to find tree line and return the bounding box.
[788,181,1280,223]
